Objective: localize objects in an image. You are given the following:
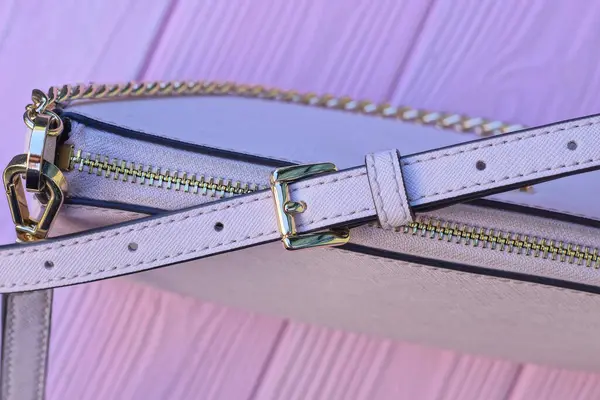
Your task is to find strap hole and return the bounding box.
[476,160,486,171]
[128,242,138,251]
[567,141,578,150]
[44,261,54,269]
[214,222,224,232]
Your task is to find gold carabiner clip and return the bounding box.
[3,154,68,242]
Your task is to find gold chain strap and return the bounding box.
[24,81,524,137]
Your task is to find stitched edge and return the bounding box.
[412,157,600,201]
[395,149,415,222]
[1,292,51,399]
[343,251,600,298]
[388,151,407,222]
[298,207,373,227]
[401,118,600,166]
[0,173,376,288]
[366,154,389,227]
[3,170,371,259]
[0,200,375,289]
[2,295,16,399]
[35,291,51,400]
[291,170,367,192]
[486,197,600,222]
[70,116,304,165]
[0,193,271,258]
[61,204,146,217]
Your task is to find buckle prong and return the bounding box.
[270,163,350,250]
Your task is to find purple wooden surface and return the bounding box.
[2,1,600,399]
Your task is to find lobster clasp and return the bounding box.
[3,154,67,242]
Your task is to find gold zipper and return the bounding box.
[56,142,594,266]
[388,218,600,268]
[57,145,263,198]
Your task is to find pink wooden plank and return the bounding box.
[142,0,434,101]
[508,366,600,400]
[372,347,519,400]
[252,323,519,400]
[390,1,600,126]
[388,1,600,397]
[47,280,283,400]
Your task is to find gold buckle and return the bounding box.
[4,154,67,242]
[270,163,350,250]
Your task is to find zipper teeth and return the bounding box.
[68,149,264,198]
[376,218,600,268]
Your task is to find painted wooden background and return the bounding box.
[2,1,600,399]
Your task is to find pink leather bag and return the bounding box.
[2,82,600,399]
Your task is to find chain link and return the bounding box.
[24,81,524,137]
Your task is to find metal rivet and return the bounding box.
[567,141,577,150]
[44,261,54,269]
[476,160,486,171]
[214,222,224,232]
[128,242,138,251]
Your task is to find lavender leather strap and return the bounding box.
[365,150,414,229]
[1,290,52,400]
[0,113,597,293]
[0,112,598,399]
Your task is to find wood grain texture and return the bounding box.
[1,0,600,398]
[508,366,600,400]
[141,0,434,101]
[252,323,520,400]
[390,0,600,126]
[47,281,283,400]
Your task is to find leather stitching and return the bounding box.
[486,197,600,222]
[412,157,600,201]
[388,151,407,222]
[71,117,305,165]
[345,251,600,298]
[0,173,375,288]
[367,154,388,227]
[0,194,273,257]
[291,170,367,192]
[1,292,50,399]
[401,119,600,166]
[297,207,373,227]
[2,295,16,399]
[61,204,145,217]
[0,170,370,258]
[35,291,51,400]
[0,201,375,289]
[0,199,372,289]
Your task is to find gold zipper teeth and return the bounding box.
[375,218,600,268]
[68,148,263,198]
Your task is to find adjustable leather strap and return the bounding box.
[0,113,598,293]
[1,290,52,400]
[0,112,599,399]
[365,150,414,229]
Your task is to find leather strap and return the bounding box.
[1,290,52,400]
[365,150,414,229]
[1,112,599,399]
[0,113,598,293]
